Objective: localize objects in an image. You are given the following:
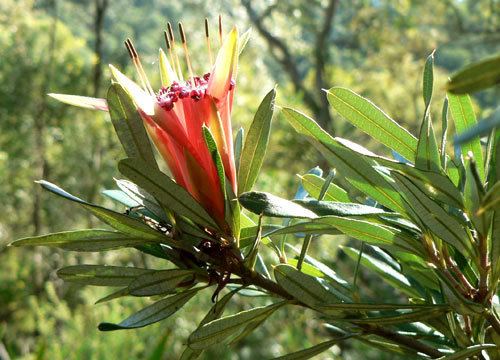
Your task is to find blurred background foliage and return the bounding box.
[0,0,498,358]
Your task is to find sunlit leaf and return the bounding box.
[237,88,276,194]
[448,93,485,182]
[57,265,152,286]
[188,302,285,349]
[10,229,164,252]
[98,287,202,330]
[326,87,417,161]
[118,158,219,229]
[239,191,318,218]
[446,53,500,94]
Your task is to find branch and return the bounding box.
[313,0,338,130]
[241,0,321,115]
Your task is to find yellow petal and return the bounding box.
[109,64,154,115]
[207,27,238,102]
[159,48,178,86]
[48,94,108,111]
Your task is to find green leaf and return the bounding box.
[422,51,435,110]
[202,126,226,201]
[10,229,164,252]
[326,87,417,161]
[115,179,167,221]
[315,216,422,254]
[48,93,108,111]
[57,265,152,286]
[234,127,244,172]
[341,246,422,298]
[107,83,157,168]
[480,181,500,214]
[448,93,485,182]
[187,302,284,350]
[294,200,392,217]
[383,162,464,209]
[446,53,500,94]
[441,98,449,169]
[282,108,406,213]
[181,289,240,360]
[345,308,448,325]
[37,180,165,239]
[274,264,339,308]
[95,287,130,304]
[299,174,350,202]
[272,336,353,360]
[392,172,473,257]
[320,303,447,313]
[436,344,497,360]
[102,189,140,208]
[98,287,201,331]
[128,269,195,296]
[239,191,318,218]
[237,88,276,194]
[416,111,441,172]
[118,158,219,229]
[238,28,252,55]
[455,107,500,146]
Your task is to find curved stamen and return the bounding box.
[218,15,223,45]
[164,30,178,79]
[178,22,196,89]
[205,18,214,64]
[167,22,184,81]
[124,38,154,95]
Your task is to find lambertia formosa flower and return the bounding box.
[50,20,242,232]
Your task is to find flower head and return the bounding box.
[114,21,239,228]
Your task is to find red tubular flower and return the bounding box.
[108,25,239,228]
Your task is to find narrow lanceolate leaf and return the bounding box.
[118,158,219,229]
[479,181,500,214]
[203,126,226,201]
[422,51,435,110]
[57,265,152,286]
[436,344,497,360]
[441,98,449,169]
[320,303,448,313]
[454,107,500,146]
[311,216,421,254]
[237,88,276,194]
[274,264,339,308]
[239,191,318,219]
[282,108,406,213]
[37,180,165,240]
[115,179,167,222]
[382,162,464,209]
[345,308,448,325]
[10,230,164,252]
[294,200,391,217]
[416,112,441,172]
[128,269,195,296]
[107,83,158,168]
[299,174,350,203]
[234,127,244,172]
[48,93,108,111]
[181,290,240,360]
[326,87,417,161]
[98,287,201,331]
[272,336,353,360]
[341,246,421,298]
[448,93,485,182]
[392,173,473,257]
[188,302,285,350]
[102,189,140,208]
[446,54,500,94]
